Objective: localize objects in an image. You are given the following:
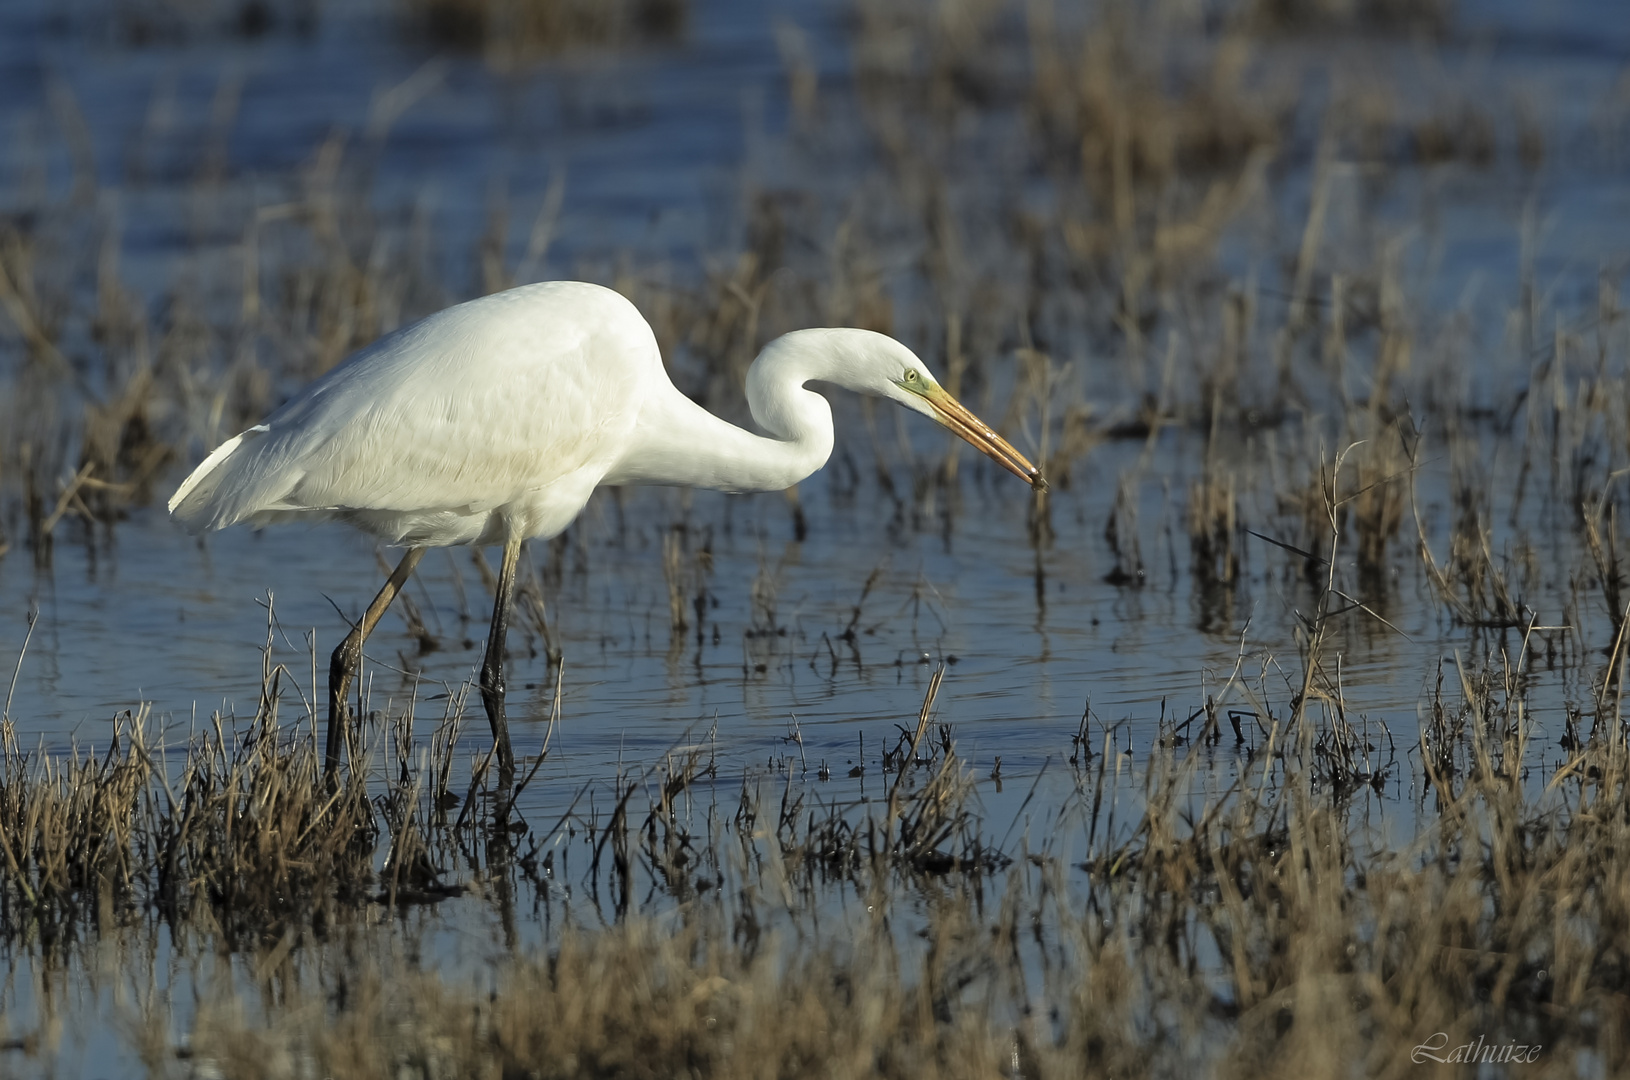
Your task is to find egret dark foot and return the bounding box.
[325,631,363,782]
[480,533,522,802]
[323,546,426,784]
[479,647,515,787]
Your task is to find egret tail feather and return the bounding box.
[168,426,272,532]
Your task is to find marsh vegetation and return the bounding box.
[2,0,1630,1074]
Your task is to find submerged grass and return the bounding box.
[6,627,1630,1074]
[4,0,1630,1074]
[5,439,1630,1074]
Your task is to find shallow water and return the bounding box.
[0,421,1597,820]
[2,0,1626,810]
[3,0,1630,1070]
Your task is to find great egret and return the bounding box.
[170,281,1042,785]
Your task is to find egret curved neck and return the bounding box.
[606,373,835,494]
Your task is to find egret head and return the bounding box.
[869,337,1046,490]
[753,327,1046,490]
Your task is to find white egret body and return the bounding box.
[170,281,1041,786]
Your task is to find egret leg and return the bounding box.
[325,546,426,783]
[480,533,522,790]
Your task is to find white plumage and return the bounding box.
[169,280,1041,790]
[172,283,647,545]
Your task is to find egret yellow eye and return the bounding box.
[904,370,919,383]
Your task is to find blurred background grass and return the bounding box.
[4,0,1630,1075]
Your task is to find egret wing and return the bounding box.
[170,285,646,534]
